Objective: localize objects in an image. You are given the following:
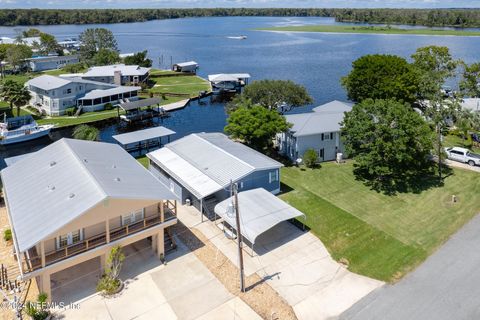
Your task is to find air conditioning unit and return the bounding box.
[336,153,344,164]
[185,198,191,206]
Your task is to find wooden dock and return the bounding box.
[162,99,190,112]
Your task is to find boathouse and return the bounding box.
[172,61,199,73]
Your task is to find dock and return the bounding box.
[162,99,190,112]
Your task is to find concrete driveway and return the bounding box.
[179,205,383,320]
[57,239,261,320]
[445,159,480,173]
[341,213,480,320]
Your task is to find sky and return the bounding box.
[1,0,480,9]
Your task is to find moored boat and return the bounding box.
[0,114,53,145]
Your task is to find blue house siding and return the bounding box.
[280,131,346,162]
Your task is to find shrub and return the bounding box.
[73,124,100,141]
[64,106,77,116]
[25,293,50,320]
[97,246,125,296]
[96,276,121,295]
[104,103,113,110]
[303,149,319,168]
[3,229,11,242]
[62,62,86,74]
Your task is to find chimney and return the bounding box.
[114,70,122,86]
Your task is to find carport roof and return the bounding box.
[214,188,305,245]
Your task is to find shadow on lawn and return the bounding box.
[354,164,454,196]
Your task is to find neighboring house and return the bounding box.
[0,138,178,300]
[26,75,140,116]
[28,55,79,72]
[460,98,480,113]
[81,64,151,85]
[147,132,283,213]
[0,36,41,47]
[278,100,353,162]
[172,61,199,73]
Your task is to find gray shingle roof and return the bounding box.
[1,138,177,252]
[286,100,353,137]
[148,133,282,197]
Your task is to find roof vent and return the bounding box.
[47,185,55,191]
[49,161,56,167]
[112,164,117,169]
[114,177,121,182]
[69,193,75,199]
[83,159,88,163]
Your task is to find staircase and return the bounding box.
[202,195,218,220]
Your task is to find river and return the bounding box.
[1,16,480,166]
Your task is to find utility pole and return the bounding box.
[232,182,246,293]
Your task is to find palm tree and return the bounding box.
[72,125,100,141]
[0,80,19,115]
[455,109,477,146]
[11,85,31,116]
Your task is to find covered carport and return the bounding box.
[214,188,306,255]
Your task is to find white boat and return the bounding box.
[0,115,53,145]
[227,35,247,40]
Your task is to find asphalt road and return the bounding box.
[341,213,480,320]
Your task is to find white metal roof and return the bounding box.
[148,147,224,199]
[27,75,72,91]
[29,55,79,63]
[214,188,305,244]
[208,73,251,83]
[83,64,151,77]
[1,138,177,252]
[461,98,480,112]
[147,133,282,198]
[113,126,176,145]
[78,86,141,100]
[175,61,198,67]
[286,100,353,137]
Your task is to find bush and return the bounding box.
[3,229,11,242]
[62,62,86,74]
[64,106,77,116]
[25,293,50,320]
[104,103,113,110]
[303,149,319,168]
[96,276,121,295]
[97,246,125,296]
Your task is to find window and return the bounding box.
[56,229,83,249]
[269,170,279,183]
[330,132,334,140]
[67,88,72,94]
[238,181,244,189]
[321,133,324,141]
[319,148,325,159]
[122,208,144,226]
[324,133,331,141]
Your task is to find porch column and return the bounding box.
[106,219,110,243]
[40,241,46,268]
[156,230,164,259]
[38,273,51,302]
[152,234,158,254]
[160,201,165,222]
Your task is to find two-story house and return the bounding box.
[81,64,151,86]
[26,75,140,116]
[147,132,283,216]
[1,138,178,300]
[278,100,353,162]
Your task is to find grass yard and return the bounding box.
[280,162,480,282]
[136,155,149,168]
[444,134,480,153]
[149,74,211,97]
[258,25,480,37]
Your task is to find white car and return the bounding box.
[444,147,480,166]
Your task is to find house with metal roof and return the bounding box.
[172,61,199,73]
[28,55,79,72]
[0,138,178,300]
[278,100,353,163]
[81,64,151,86]
[26,74,140,116]
[147,132,283,216]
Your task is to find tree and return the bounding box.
[303,149,318,168]
[341,99,434,193]
[39,32,60,55]
[124,50,152,67]
[228,79,312,113]
[5,44,32,70]
[79,28,118,61]
[341,54,419,104]
[22,28,43,37]
[0,80,19,113]
[225,103,291,151]
[92,49,119,66]
[72,125,100,141]
[460,62,480,98]
[411,46,459,101]
[25,293,50,320]
[97,246,125,295]
[10,85,31,116]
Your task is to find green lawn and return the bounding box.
[136,155,149,168]
[444,134,480,153]
[149,74,211,97]
[258,25,480,37]
[280,162,480,282]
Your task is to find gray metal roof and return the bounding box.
[119,97,162,111]
[148,133,282,198]
[1,138,177,252]
[83,64,151,77]
[78,86,141,100]
[26,75,72,91]
[175,61,198,67]
[4,153,34,167]
[214,188,305,244]
[113,126,176,145]
[286,101,353,137]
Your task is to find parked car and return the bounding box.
[444,147,480,166]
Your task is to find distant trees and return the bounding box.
[79,28,118,62]
[124,50,152,67]
[0,9,480,27]
[92,48,120,66]
[225,103,291,151]
[228,80,312,113]
[341,99,434,193]
[342,54,419,104]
